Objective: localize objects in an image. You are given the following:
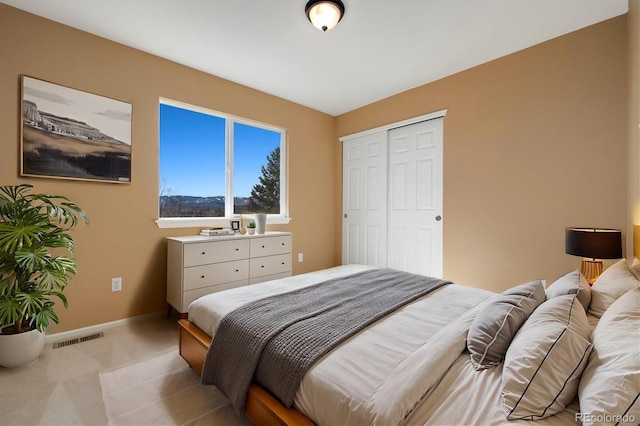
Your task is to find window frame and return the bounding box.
[156,98,290,229]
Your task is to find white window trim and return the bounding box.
[156,98,290,229]
[156,215,292,229]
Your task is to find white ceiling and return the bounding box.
[1,0,628,116]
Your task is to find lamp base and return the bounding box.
[581,259,603,285]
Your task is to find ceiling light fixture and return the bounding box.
[305,0,345,32]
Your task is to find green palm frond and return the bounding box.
[15,290,45,318]
[36,262,74,292]
[39,228,75,252]
[32,303,59,331]
[14,246,51,274]
[0,184,88,333]
[0,296,24,329]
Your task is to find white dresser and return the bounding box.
[166,231,292,313]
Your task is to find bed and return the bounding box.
[178,262,640,425]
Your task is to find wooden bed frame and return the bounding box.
[177,319,314,426]
[178,231,640,425]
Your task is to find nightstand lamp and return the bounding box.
[565,227,623,284]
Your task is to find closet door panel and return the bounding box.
[388,118,443,277]
[390,160,409,210]
[388,225,409,272]
[341,112,444,277]
[415,225,434,276]
[416,158,435,210]
[342,132,387,267]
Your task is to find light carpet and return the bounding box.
[99,349,251,426]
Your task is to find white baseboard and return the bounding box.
[45,311,165,344]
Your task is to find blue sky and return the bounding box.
[159,104,280,197]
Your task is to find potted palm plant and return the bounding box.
[0,184,88,368]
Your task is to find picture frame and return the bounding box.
[231,220,240,231]
[21,75,132,183]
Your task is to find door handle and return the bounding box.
[435,215,442,221]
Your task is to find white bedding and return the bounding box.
[190,265,495,424]
[406,354,582,425]
[189,264,378,336]
[187,265,593,425]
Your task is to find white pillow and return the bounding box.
[589,259,639,318]
[467,280,546,370]
[501,295,592,420]
[545,270,591,311]
[578,287,640,426]
[631,257,640,281]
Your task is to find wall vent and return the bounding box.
[52,332,104,349]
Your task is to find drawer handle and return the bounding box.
[235,248,239,251]
[201,252,206,255]
[201,275,205,279]
[281,262,285,265]
[262,245,265,248]
[282,243,285,246]
[261,265,265,268]
[235,269,239,272]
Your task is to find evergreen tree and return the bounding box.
[248,147,280,213]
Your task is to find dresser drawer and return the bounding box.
[184,239,249,267]
[167,233,291,314]
[250,235,292,258]
[182,280,248,311]
[184,259,249,291]
[250,253,291,278]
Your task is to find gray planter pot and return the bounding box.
[255,213,267,234]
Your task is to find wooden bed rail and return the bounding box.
[177,319,314,426]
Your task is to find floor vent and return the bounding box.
[53,332,104,349]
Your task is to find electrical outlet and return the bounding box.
[111,277,122,292]
[298,253,304,262]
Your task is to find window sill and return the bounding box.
[155,216,292,229]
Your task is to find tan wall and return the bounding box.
[336,16,628,292]
[0,5,631,332]
[0,5,340,332]
[629,0,640,258]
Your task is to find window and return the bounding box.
[158,99,287,228]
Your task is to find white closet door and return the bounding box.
[342,132,387,267]
[387,118,443,277]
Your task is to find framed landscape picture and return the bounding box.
[21,75,132,183]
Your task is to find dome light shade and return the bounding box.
[305,0,345,32]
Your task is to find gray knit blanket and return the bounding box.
[201,268,451,413]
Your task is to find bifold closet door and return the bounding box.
[387,118,443,277]
[342,131,388,267]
